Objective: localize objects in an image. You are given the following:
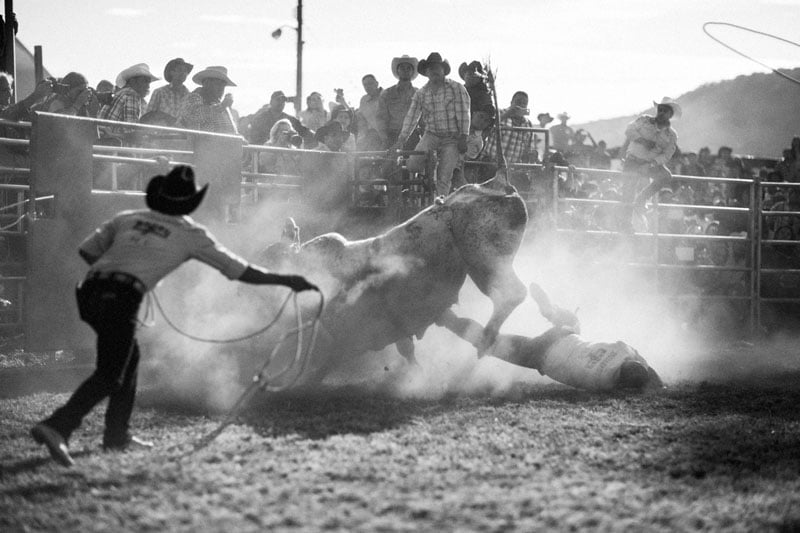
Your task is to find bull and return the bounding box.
[260,179,528,386]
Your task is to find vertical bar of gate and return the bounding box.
[750,174,762,336]
[652,193,661,290]
[551,165,559,227]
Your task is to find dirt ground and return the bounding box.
[2,372,800,532]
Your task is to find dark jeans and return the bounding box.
[43,275,144,446]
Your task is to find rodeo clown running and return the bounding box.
[30,165,318,467]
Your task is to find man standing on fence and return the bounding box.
[376,55,418,149]
[617,97,681,232]
[482,91,537,192]
[29,166,317,467]
[393,52,471,196]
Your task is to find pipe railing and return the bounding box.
[0,111,798,336]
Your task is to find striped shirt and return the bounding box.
[99,86,145,125]
[146,84,190,119]
[399,78,470,140]
[484,112,536,164]
[177,91,238,135]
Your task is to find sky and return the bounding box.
[11,0,800,124]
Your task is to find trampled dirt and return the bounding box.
[2,375,800,532]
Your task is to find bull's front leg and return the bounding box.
[395,336,419,366]
[477,269,526,356]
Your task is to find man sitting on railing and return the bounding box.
[617,97,681,233]
[144,58,193,126]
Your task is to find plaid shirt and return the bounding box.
[484,112,536,164]
[99,86,145,125]
[624,115,677,166]
[146,84,190,118]
[399,78,470,140]
[177,91,238,134]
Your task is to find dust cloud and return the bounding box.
[136,199,800,413]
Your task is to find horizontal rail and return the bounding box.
[0,138,29,147]
[90,189,145,198]
[0,166,29,175]
[241,182,302,190]
[626,263,752,272]
[0,119,31,129]
[36,111,241,140]
[92,154,186,166]
[0,183,29,191]
[92,145,193,157]
[241,172,303,181]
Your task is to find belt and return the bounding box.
[85,271,146,294]
[624,154,655,166]
[426,131,459,138]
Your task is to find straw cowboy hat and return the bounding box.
[391,55,418,80]
[458,60,485,81]
[115,63,159,89]
[653,96,682,119]
[417,52,451,77]
[557,112,570,120]
[163,58,193,83]
[191,66,237,86]
[146,165,208,216]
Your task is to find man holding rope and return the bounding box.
[617,97,681,233]
[30,165,318,467]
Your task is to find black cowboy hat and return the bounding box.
[417,52,451,77]
[315,120,344,143]
[145,165,208,215]
[163,58,193,83]
[458,60,485,80]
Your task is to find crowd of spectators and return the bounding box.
[0,55,794,206]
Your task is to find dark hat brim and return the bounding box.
[418,58,451,77]
[145,175,208,215]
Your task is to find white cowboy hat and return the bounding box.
[391,55,418,81]
[115,63,159,88]
[653,96,682,119]
[557,111,570,120]
[191,65,237,87]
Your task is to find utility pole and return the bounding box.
[3,0,15,102]
[295,0,303,115]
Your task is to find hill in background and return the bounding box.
[576,67,800,159]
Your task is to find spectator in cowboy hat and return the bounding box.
[314,120,346,152]
[376,54,419,149]
[394,52,471,195]
[176,65,238,134]
[29,165,318,467]
[616,96,681,232]
[550,111,574,153]
[243,90,310,145]
[458,60,493,119]
[144,58,193,126]
[536,112,553,128]
[99,63,159,128]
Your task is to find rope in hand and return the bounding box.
[702,22,800,86]
[191,290,324,452]
[150,290,294,343]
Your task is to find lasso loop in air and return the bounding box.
[702,22,800,86]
